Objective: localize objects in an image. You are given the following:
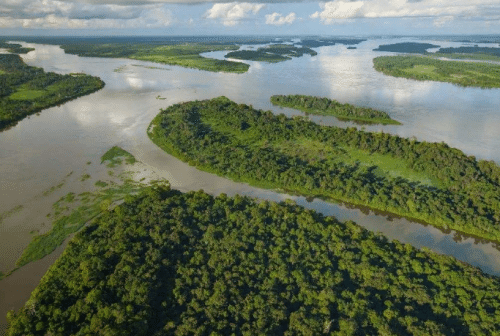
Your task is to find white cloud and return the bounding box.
[0,4,173,29]
[433,15,454,27]
[265,12,297,25]
[310,1,363,22]
[310,0,500,24]
[204,2,265,26]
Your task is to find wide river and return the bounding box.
[1,37,500,331]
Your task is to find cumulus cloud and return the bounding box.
[204,2,265,26]
[265,12,297,25]
[0,2,173,29]
[433,15,454,27]
[310,0,500,24]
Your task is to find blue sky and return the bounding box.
[0,0,499,36]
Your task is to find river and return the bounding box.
[1,37,500,332]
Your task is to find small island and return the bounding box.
[0,40,34,54]
[270,94,401,125]
[0,54,105,131]
[373,42,440,54]
[225,44,317,63]
[432,46,500,61]
[6,185,500,335]
[299,38,366,48]
[148,97,500,243]
[373,55,500,88]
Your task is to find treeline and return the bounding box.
[0,41,34,54]
[436,46,500,58]
[0,54,105,131]
[373,42,440,54]
[225,44,317,63]
[373,55,500,88]
[300,38,366,48]
[59,43,250,73]
[270,94,401,125]
[6,185,500,335]
[149,97,500,242]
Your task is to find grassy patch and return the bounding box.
[405,65,438,76]
[42,182,65,196]
[269,138,440,187]
[9,89,46,100]
[80,173,91,181]
[101,146,137,167]
[16,176,149,267]
[132,64,170,70]
[0,204,24,225]
[95,180,108,188]
[113,65,126,73]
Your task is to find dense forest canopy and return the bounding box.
[6,185,500,335]
[373,55,500,88]
[148,97,500,242]
[0,54,104,131]
[270,95,401,125]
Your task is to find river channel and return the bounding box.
[1,37,500,331]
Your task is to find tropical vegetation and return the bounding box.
[6,185,500,335]
[373,55,500,88]
[60,43,249,73]
[225,44,317,63]
[270,94,401,125]
[0,54,104,131]
[148,97,500,242]
[0,41,34,54]
[373,42,440,54]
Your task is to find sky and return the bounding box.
[0,0,499,36]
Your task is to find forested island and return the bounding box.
[6,185,500,335]
[0,54,105,131]
[432,46,500,61]
[373,42,440,54]
[225,44,317,63]
[299,38,366,48]
[373,55,500,88]
[270,95,401,125]
[0,41,34,54]
[373,42,500,61]
[149,97,500,242]
[60,42,249,73]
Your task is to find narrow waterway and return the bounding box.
[1,38,500,332]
